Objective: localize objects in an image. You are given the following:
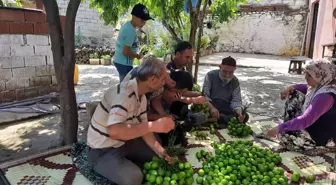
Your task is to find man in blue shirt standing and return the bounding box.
[113,3,153,82]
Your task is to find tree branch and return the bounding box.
[187,0,193,20]
[188,0,203,46]
[193,0,203,31]
[162,21,181,42]
[195,0,203,19]
[199,0,208,27]
[160,0,181,42]
[43,0,64,83]
[178,16,184,29]
[174,14,182,31]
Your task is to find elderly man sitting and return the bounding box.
[86,56,175,185]
[203,56,248,128]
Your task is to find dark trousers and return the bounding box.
[87,138,158,185]
[212,100,249,128]
[114,62,133,82]
[158,101,189,147]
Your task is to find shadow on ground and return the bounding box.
[0,111,89,163]
[75,65,119,103]
[0,63,305,163]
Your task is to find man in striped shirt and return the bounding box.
[121,64,176,121]
[202,56,248,128]
[87,56,175,185]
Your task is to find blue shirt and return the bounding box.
[113,21,138,66]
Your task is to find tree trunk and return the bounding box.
[194,0,208,83]
[43,0,81,145]
[187,24,197,73]
[186,0,202,74]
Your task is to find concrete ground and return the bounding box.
[0,52,306,163]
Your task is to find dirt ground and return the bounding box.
[0,53,304,163]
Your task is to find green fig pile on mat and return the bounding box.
[195,141,287,185]
[227,117,253,138]
[143,157,194,185]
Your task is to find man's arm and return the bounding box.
[142,133,165,156]
[182,91,201,97]
[202,73,212,102]
[106,95,153,140]
[119,27,142,59]
[231,86,243,115]
[108,122,152,141]
[151,95,167,116]
[147,112,164,121]
[122,46,142,59]
[207,101,216,111]
[107,117,175,141]
[202,73,220,118]
[202,73,216,109]
[178,96,206,105]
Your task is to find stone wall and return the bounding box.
[245,0,307,9]
[0,8,58,103]
[211,0,309,56]
[0,34,56,103]
[57,0,116,47]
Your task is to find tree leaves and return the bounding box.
[90,0,253,39]
[90,0,189,40]
[0,0,22,7]
[89,0,134,25]
[209,0,249,23]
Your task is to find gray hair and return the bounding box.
[136,55,165,81]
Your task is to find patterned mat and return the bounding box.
[1,120,335,185]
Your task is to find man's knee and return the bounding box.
[123,167,143,185]
[218,114,234,128]
[108,165,143,185]
[94,159,143,185]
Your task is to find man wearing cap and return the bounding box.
[202,56,248,128]
[113,3,154,82]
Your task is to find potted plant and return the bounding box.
[89,53,100,65]
[101,55,111,65]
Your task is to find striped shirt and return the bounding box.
[87,78,147,148]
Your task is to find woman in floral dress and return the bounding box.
[267,59,336,155]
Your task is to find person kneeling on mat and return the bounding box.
[152,70,206,146]
[86,56,174,185]
[202,56,249,128]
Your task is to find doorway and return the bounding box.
[308,2,319,58]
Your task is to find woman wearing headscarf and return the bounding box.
[266,59,336,155]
